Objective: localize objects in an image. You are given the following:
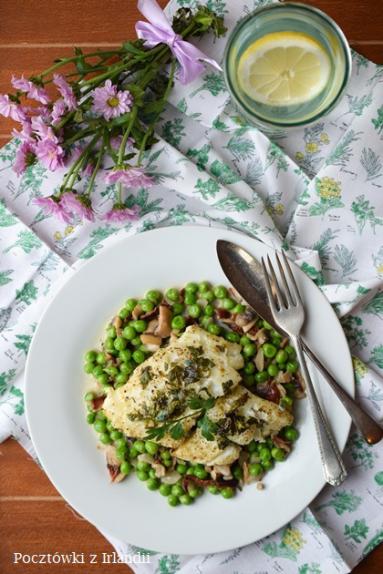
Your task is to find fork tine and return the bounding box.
[275,251,295,306]
[261,257,278,314]
[266,255,286,310]
[281,251,303,305]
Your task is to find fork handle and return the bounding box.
[301,340,383,445]
[292,335,348,486]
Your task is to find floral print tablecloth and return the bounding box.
[1,1,383,573]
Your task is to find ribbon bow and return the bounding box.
[135,0,222,85]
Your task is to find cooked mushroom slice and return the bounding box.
[105,446,125,482]
[140,334,161,349]
[112,316,122,337]
[154,305,172,338]
[132,304,143,319]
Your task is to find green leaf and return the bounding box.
[170,422,184,440]
[198,414,217,441]
[122,40,146,56]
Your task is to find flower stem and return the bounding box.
[85,131,106,197]
[118,107,138,165]
[60,133,99,194]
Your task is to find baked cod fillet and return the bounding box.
[103,325,244,448]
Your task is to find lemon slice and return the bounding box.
[238,31,331,106]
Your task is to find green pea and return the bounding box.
[129,447,138,458]
[118,362,131,376]
[285,345,296,357]
[145,440,159,455]
[225,331,240,343]
[233,304,246,314]
[198,281,210,293]
[133,440,146,454]
[267,364,279,377]
[159,483,171,496]
[203,291,215,302]
[114,337,127,351]
[85,350,97,363]
[208,485,220,494]
[136,462,151,473]
[84,362,95,374]
[243,343,256,357]
[84,391,94,402]
[272,337,282,348]
[96,410,106,420]
[249,463,263,477]
[286,360,299,373]
[132,320,147,333]
[160,450,172,461]
[148,468,156,479]
[243,374,255,386]
[263,343,277,358]
[125,298,138,313]
[166,288,179,302]
[106,326,116,339]
[168,494,179,506]
[99,432,112,444]
[281,396,293,408]
[98,374,110,386]
[187,485,201,498]
[244,362,255,375]
[104,338,115,352]
[115,448,127,461]
[139,299,154,313]
[122,326,136,340]
[184,293,196,305]
[172,315,186,330]
[262,320,273,330]
[186,467,194,476]
[94,419,107,433]
[171,484,184,497]
[147,477,160,490]
[119,307,130,320]
[92,365,104,378]
[185,282,198,294]
[207,323,221,336]
[115,373,127,386]
[114,438,127,450]
[259,446,271,462]
[247,440,258,453]
[176,463,188,475]
[120,461,132,475]
[240,335,251,346]
[232,465,243,480]
[131,336,142,347]
[201,316,212,329]
[255,371,269,383]
[188,304,201,318]
[272,447,286,461]
[262,459,274,471]
[86,412,96,424]
[106,420,115,432]
[276,350,288,364]
[104,365,118,378]
[204,304,215,317]
[194,465,208,479]
[146,290,162,304]
[110,430,123,441]
[133,350,146,364]
[221,297,235,310]
[172,302,184,315]
[213,285,227,299]
[221,487,235,499]
[137,470,149,481]
[179,494,192,505]
[283,426,299,441]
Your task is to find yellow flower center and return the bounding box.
[107,96,120,108]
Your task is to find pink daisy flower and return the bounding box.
[27,84,50,105]
[12,120,33,142]
[104,167,154,188]
[60,191,94,222]
[31,116,57,141]
[35,138,65,171]
[34,196,71,223]
[52,99,67,125]
[0,95,26,122]
[92,80,133,121]
[11,75,31,92]
[103,204,140,223]
[53,74,77,110]
[13,141,36,176]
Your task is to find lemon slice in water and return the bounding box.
[238,31,331,106]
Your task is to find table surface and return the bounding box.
[0,1,382,573]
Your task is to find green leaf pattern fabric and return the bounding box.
[0,0,382,572]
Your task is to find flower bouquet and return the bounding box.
[0,0,225,223]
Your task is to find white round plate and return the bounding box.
[26,226,353,555]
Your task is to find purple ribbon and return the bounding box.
[135,0,222,85]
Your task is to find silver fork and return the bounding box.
[261,251,347,486]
